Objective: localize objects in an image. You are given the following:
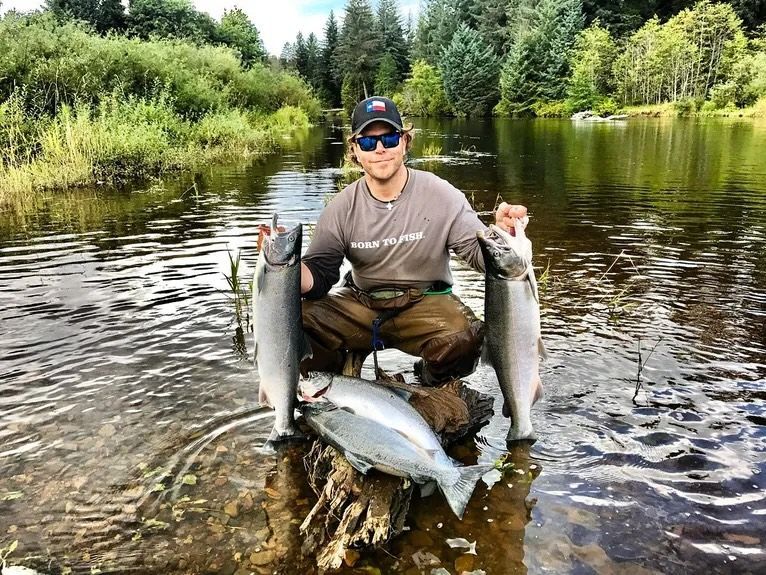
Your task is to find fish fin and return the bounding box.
[480,342,490,366]
[259,425,305,453]
[526,264,539,303]
[538,337,548,361]
[258,384,271,408]
[390,387,412,401]
[419,480,437,498]
[252,262,266,364]
[301,332,313,361]
[439,464,494,520]
[344,451,373,475]
[533,374,544,404]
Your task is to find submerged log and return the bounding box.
[300,353,494,571]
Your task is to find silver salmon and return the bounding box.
[253,214,311,447]
[301,372,451,467]
[301,403,492,519]
[477,220,545,442]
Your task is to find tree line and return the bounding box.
[2,0,765,116]
[279,0,765,116]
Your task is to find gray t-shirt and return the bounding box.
[303,168,488,298]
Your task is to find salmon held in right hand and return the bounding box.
[477,217,547,443]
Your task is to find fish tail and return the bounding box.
[439,464,493,519]
[260,425,305,453]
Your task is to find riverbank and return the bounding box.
[617,98,766,118]
[0,96,311,209]
[0,13,320,211]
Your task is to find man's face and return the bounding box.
[354,122,405,183]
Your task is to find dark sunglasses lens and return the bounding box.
[356,132,401,152]
[356,136,377,151]
[381,133,401,148]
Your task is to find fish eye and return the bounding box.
[493,250,501,258]
[288,232,297,242]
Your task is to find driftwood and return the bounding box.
[300,352,494,571]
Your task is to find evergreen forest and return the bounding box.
[280,0,766,117]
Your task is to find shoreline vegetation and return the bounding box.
[0,12,320,209]
[2,0,765,208]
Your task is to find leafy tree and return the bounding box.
[218,8,266,66]
[337,0,379,101]
[46,0,126,33]
[127,0,219,44]
[319,11,341,107]
[613,1,748,104]
[440,23,500,115]
[566,22,616,110]
[393,59,451,116]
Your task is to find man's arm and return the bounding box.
[300,262,314,294]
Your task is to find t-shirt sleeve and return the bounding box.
[447,192,488,273]
[302,203,346,299]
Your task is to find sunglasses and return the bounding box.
[354,132,402,152]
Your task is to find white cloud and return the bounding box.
[1,0,421,56]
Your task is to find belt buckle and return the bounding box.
[369,288,405,301]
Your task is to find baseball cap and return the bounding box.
[351,97,403,136]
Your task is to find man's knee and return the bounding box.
[420,318,485,381]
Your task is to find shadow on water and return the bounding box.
[1,117,766,574]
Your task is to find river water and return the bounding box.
[1,117,765,574]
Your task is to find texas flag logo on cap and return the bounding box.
[366,100,387,113]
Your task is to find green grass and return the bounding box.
[0,93,310,209]
[617,97,766,118]
[421,141,443,156]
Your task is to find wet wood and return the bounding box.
[300,352,494,571]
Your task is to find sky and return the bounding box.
[0,0,420,56]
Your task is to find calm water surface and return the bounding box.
[1,118,765,574]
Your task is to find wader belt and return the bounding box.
[357,280,453,374]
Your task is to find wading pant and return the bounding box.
[301,288,484,385]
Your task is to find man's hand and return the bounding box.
[495,202,528,234]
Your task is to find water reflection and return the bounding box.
[1,117,765,574]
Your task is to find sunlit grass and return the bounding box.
[0,95,310,209]
[421,141,442,157]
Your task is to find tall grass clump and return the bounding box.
[0,12,320,207]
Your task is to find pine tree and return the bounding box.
[440,23,500,115]
[376,0,408,83]
[475,0,511,56]
[280,42,296,70]
[375,53,399,96]
[306,33,321,91]
[337,0,379,101]
[320,11,342,107]
[414,0,459,65]
[295,32,309,79]
[500,0,583,108]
